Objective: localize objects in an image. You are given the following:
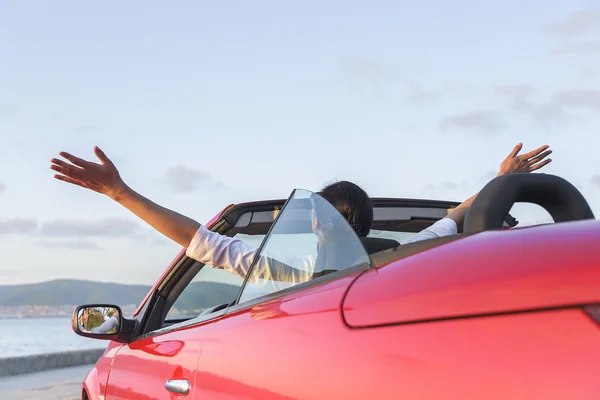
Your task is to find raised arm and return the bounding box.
[446,143,552,232]
[409,142,552,242]
[52,149,316,285]
[90,315,119,334]
[187,225,317,284]
[51,146,200,248]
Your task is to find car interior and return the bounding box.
[135,173,596,338]
[135,197,465,335]
[372,173,596,267]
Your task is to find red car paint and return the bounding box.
[343,220,600,327]
[102,330,204,400]
[78,201,600,399]
[196,286,600,400]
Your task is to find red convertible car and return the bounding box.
[73,173,600,399]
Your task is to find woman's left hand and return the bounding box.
[497,143,552,176]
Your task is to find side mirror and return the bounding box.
[72,304,124,340]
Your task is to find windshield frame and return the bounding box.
[232,188,372,308]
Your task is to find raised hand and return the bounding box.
[498,143,552,177]
[50,146,125,199]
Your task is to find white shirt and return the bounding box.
[186,218,457,301]
[87,316,119,334]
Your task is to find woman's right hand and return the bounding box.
[50,146,126,200]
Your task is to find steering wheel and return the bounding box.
[464,173,595,234]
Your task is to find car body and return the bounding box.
[73,173,600,400]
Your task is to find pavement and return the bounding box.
[0,364,92,400]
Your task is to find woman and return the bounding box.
[51,143,552,295]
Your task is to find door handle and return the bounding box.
[165,379,190,395]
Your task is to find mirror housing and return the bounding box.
[72,304,134,343]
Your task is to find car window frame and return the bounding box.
[162,259,242,324]
[131,256,221,341]
[134,286,229,342]
[133,255,247,342]
[132,233,264,341]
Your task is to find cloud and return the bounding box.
[439,111,508,133]
[541,8,600,38]
[552,89,600,110]
[0,216,148,242]
[525,103,565,124]
[515,101,564,125]
[0,182,5,194]
[159,165,223,193]
[495,84,568,126]
[553,41,600,55]
[36,240,102,250]
[0,218,38,235]
[591,175,600,188]
[39,217,140,237]
[496,85,600,127]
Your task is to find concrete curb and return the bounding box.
[0,349,105,377]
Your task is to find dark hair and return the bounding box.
[318,180,373,237]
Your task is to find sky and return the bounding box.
[1,0,599,285]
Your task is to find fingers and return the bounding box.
[528,158,552,172]
[53,174,88,189]
[59,152,92,168]
[50,159,85,179]
[94,146,112,165]
[509,143,523,158]
[522,144,550,159]
[526,149,552,166]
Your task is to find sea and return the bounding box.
[0,317,106,359]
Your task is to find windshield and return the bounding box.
[238,189,371,304]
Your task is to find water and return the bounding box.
[0,317,106,359]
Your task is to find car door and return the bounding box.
[102,324,205,400]
[103,259,241,400]
[103,203,272,400]
[102,193,479,399]
[193,189,374,399]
